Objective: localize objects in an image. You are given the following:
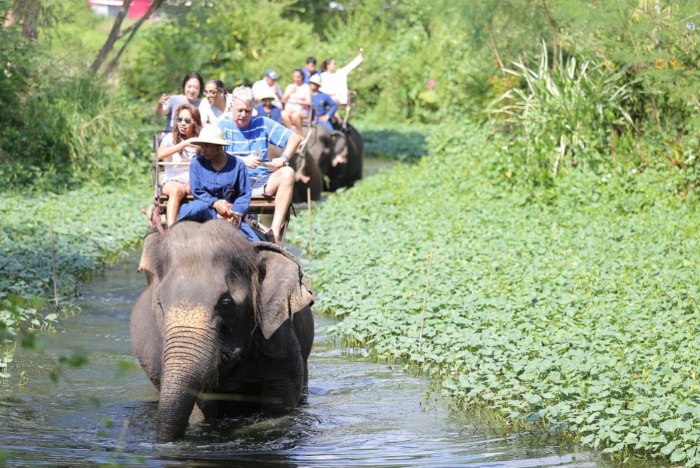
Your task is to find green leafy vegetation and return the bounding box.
[2,0,700,463]
[298,123,700,464]
[0,187,149,376]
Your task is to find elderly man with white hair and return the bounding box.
[218,86,301,244]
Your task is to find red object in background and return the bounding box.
[128,0,151,18]
[87,0,153,19]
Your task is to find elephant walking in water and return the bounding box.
[131,220,315,442]
[287,123,365,202]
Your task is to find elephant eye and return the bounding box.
[217,293,233,308]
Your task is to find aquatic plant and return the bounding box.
[0,186,149,377]
[297,123,700,465]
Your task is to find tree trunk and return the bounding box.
[5,0,41,40]
[541,0,558,71]
[90,0,166,76]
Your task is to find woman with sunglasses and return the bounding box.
[157,103,203,226]
[199,79,233,125]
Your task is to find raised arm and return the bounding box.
[339,50,364,74]
[155,94,170,116]
[282,84,294,102]
[157,137,196,160]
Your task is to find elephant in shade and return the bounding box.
[280,123,364,203]
[131,220,315,442]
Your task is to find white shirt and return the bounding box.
[159,132,197,183]
[320,54,363,105]
[199,94,234,125]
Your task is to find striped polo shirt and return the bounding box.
[218,115,291,177]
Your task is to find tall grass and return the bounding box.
[490,43,637,183]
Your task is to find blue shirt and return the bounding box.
[302,68,320,85]
[254,103,283,125]
[218,115,292,177]
[189,154,251,216]
[312,91,338,132]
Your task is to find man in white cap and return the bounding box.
[252,69,283,108]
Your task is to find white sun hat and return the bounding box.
[189,125,230,146]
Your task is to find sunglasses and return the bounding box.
[204,89,220,95]
[176,117,193,124]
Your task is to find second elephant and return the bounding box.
[292,123,364,201]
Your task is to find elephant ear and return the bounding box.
[254,243,315,340]
[138,227,163,285]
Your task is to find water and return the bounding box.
[0,252,636,467]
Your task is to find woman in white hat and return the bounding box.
[177,125,257,241]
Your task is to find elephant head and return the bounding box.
[131,220,315,441]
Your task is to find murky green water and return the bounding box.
[0,251,642,467]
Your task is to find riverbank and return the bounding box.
[300,123,700,465]
[0,186,149,379]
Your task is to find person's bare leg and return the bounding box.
[282,110,294,131]
[292,112,303,135]
[263,167,294,242]
[163,182,186,226]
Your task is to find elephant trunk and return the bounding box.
[156,304,219,442]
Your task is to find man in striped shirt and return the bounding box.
[219,86,301,244]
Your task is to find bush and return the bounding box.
[489,43,637,184]
[299,121,700,465]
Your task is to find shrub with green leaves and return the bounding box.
[297,122,700,465]
[490,43,637,183]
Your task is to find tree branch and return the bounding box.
[90,0,133,74]
[91,0,166,76]
[541,0,558,71]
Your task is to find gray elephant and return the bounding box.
[328,123,364,192]
[131,220,315,442]
[300,123,364,197]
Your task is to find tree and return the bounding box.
[90,0,167,76]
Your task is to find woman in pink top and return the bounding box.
[281,68,311,135]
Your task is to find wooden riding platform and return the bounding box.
[151,154,290,243]
[155,193,278,216]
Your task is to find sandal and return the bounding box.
[264,229,277,244]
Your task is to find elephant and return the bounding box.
[328,122,364,192]
[294,123,364,199]
[131,220,315,442]
[268,122,364,203]
[270,143,323,203]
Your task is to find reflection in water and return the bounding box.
[0,252,628,467]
